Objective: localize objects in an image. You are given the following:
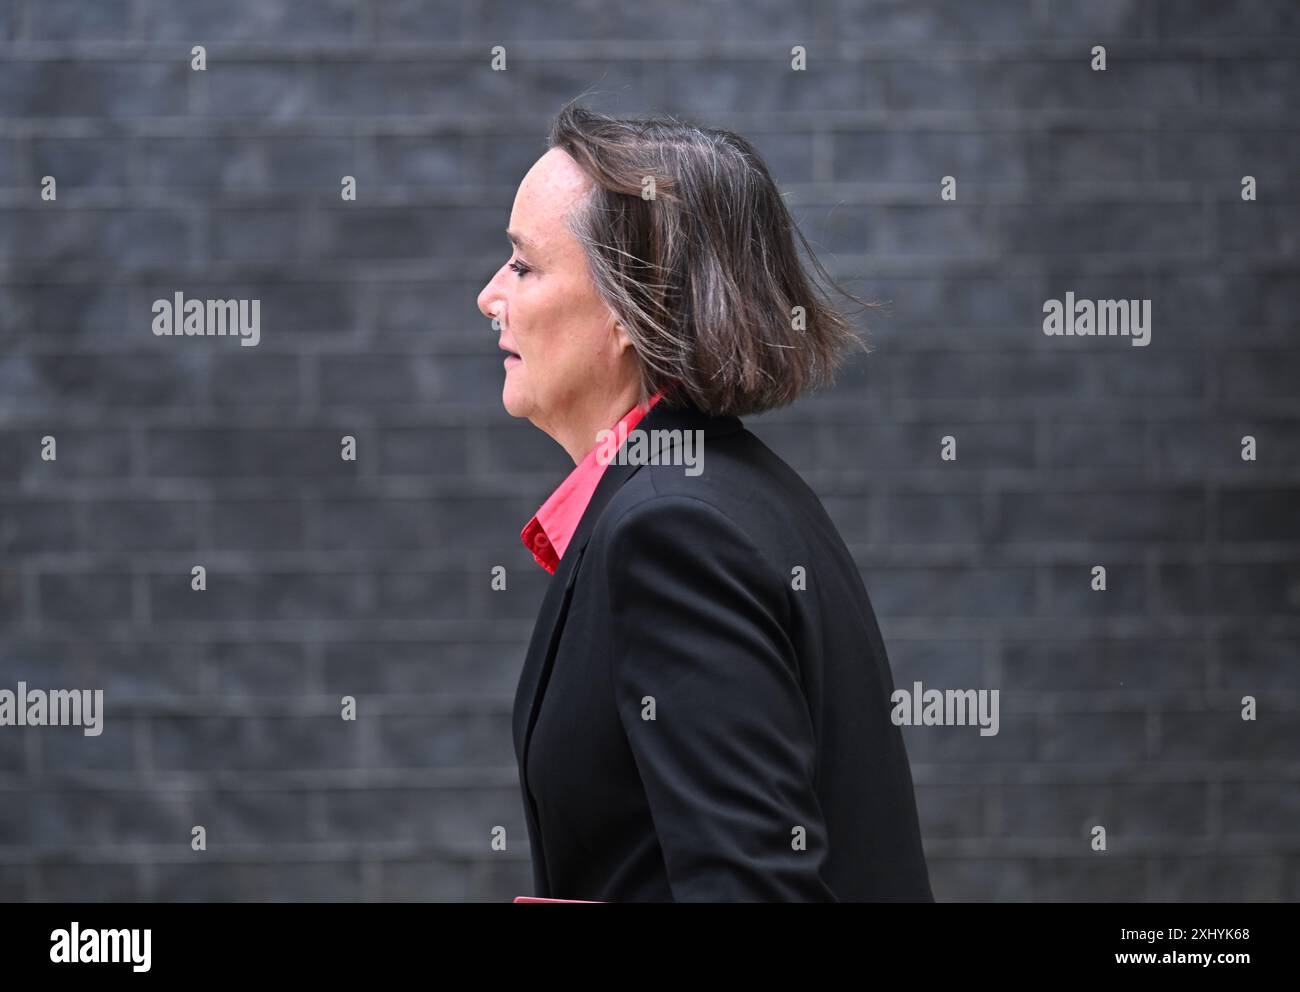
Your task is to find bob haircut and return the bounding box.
[547,99,876,418]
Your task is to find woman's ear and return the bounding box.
[613,319,635,353]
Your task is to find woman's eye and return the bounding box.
[508,259,530,277]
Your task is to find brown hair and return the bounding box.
[547,99,877,417]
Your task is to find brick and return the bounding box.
[900,715,1037,763]
[866,564,1038,618]
[828,0,1039,41]
[85,499,199,551]
[372,569,477,621]
[996,489,1204,543]
[1037,710,1147,763]
[433,495,548,550]
[0,354,210,414]
[661,60,884,115]
[37,570,134,624]
[1208,561,1300,616]
[1153,856,1284,901]
[1027,856,1149,901]
[212,500,306,550]
[0,499,80,553]
[1221,781,1300,837]
[322,640,523,696]
[212,354,302,408]
[371,134,471,189]
[867,205,1002,258]
[32,138,132,188]
[313,499,437,550]
[145,429,359,478]
[1218,202,1300,257]
[859,274,1046,349]
[210,208,302,261]
[149,569,372,622]
[93,788,194,846]
[369,712,514,768]
[1218,637,1300,692]
[889,59,1200,113]
[1157,130,1300,182]
[1002,638,1206,692]
[83,640,205,700]
[1159,0,1300,38]
[318,786,516,848]
[1042,562,1148,618]
[26,0,132,40]
[315,206,502,260]
[1158,709,1300,763]
[188,789,313,844]
[819,420,1034,470]
[1216,59,1300,115]
[880,491,984,543]
[1041,418,1148,472]
[1219,489,1300,541]
[8,283,131,342]
[376,0,467,42]
[318,354,439,407]
[200,640,310,696]
[40,718,136,773]
[202,62,515,120]
[37,864,139,902]
[0,61,187,118]
[143,136,357,192]
[151,714,365,772]
[140,0,358,42]
[886,638,988,687]
[1,209,191,269]
[369,279,488,341]
[1221,351,1300,406]
[930,858,1034,902]
[1003,202,1207,255]
[1031,128,1148,182]
[1044,0,1146,37]
[149,862,362,902]
[0,638,95,688]
[835,131,1032,183]
[999,782,1208,838]
[915,783,987,838]
[497,0,814,43]
[376,858,473,901]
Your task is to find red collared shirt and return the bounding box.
[521,390,665,573]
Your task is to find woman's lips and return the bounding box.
[504,352,522,366]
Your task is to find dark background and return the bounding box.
[0,0,1296,901]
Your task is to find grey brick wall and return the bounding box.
[0,0,1296,902]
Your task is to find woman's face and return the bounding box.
[477,148,634,433]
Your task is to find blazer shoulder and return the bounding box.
[591,485,788,599]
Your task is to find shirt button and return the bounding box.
[533,533,549,549]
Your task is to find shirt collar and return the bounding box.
[521,390,665,573]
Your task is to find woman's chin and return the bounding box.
[501,383,530,419]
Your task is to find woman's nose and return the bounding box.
[477,284,500,323]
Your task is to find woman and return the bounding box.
[477,102,933,903]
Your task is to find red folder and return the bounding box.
[513,896,603,903]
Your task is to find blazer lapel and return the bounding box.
[513,402,745,788]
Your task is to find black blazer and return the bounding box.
[512,398,933,902]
